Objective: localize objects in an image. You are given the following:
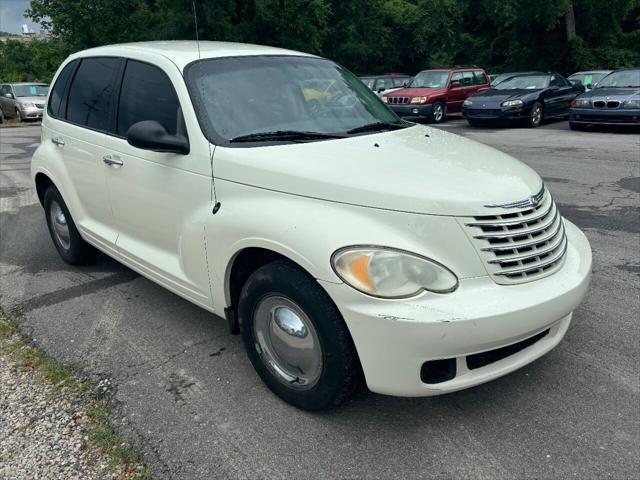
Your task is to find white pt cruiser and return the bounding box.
[32,42,592,410]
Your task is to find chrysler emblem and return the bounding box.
[485,185,545,209]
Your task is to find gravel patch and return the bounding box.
[0,319,149,480]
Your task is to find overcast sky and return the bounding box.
[0,0,42,34]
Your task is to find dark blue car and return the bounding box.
[569,68,640,130]
[463,72,583,128]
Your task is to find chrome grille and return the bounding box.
[462,188,568,284]
[387,96,409,105]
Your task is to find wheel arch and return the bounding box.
[35,172,55,207]
[222,246,330,334]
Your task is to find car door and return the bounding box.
[472,70,491,95]
[45,57,121,254]
[448,72,465,112]
[102,57,214,308]
[545,74,574,116]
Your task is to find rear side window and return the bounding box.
[67,57,120,131]
[117,60,180,136]
[48,60,77,118]
[473,71,488,85]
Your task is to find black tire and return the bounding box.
[528,101,543,128]
[239,259,359,410]
[569,121,585,131]
[44,186,95,265]
[429,101,446,123]
[15,108,22,122]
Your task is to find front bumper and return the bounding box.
[570,107,640,126]
[19,106,44,119]
[388,103,433,118]
[463,105,532,122]
[320,220,592,397]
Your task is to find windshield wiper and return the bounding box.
[346,122,409,135]
[230,130,344,143]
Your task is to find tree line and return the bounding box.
[1,0,638,83]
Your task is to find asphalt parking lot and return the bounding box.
[1,119,638,479]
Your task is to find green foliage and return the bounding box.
[1,0,637,83]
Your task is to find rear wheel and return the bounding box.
[44,186,95,264]
[430,101,446,123]
[528,102,543,128]
[239,260,359,410]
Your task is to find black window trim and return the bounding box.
[48,55,187,143]
[56,56,124,136]
[47,59,79,119]
[112,58,187,141]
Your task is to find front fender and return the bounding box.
[206,179,487,312]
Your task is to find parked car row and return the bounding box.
[374,66,638,130]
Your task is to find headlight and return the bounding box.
[622,99,640,109]
[381,96,388,103]
[501,99,523,108]
[573,98,591,108]
[20,102,35,108]
[463,98,473,107]
[331,246,458,298]
[410,96,428,104]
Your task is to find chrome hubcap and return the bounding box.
[433,104,444,121]
[253,296,322,389]
[49,201,71,250]
[532,105,542,124]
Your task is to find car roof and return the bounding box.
[569,70,613,75]
[69,41,316,71]
[6,82,48,85]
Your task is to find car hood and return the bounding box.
[16,96,47,104]
[214,125,542,216]
[468,88,539,107]
[384,86,447,98]
[578,87,639,101]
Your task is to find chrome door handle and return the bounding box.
[51,136,65,146]
[102,154,123,167]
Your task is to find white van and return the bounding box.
[32,41,592,410]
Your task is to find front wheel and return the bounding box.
[528,102,543,128]
[15,108,22,122]
[239,260,359,410]
[430,101,446,123]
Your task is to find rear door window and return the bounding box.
[66,57,120,132]
[473,71,488,85]
[117,60,181,136]
[48,60,77,118]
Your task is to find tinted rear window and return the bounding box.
[67,57,120,131]
[48,61,76,118]
[117,60,180,136]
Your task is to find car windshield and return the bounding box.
[409,71,449,88]
[494,75,549,90]
[595,70,640,88]
[13,84,48,97]
[569,73,609,87]
[185,56,403,144]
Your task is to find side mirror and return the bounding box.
[126,120,189,155]
[403,81,409,87]
[377,87,386,93]
[450,80,461,88]
[585,83,593,90]
[4,93,14,99]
